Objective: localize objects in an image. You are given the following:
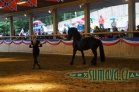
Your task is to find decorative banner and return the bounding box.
[101,38,121,46]
[17,0,37,7]
[39,39,47,44]
[0,0,17,11]
[12,40,23,45]
[45,0,63,2]
[22,39,31,45]
[121,38,139,46]
[46,39,61,45]
[62,39,72,45]
[4,39,13,45]
[0,38,139,46]
[0,40,4,44]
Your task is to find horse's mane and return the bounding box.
[69,27,81,39]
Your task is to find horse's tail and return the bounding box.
[98,39,105,62]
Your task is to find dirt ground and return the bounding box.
[0,52,139,92]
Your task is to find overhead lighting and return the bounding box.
[48,10,53,13]
[48,10,51,13]
[5,17,8,20]
[24,14,27,17]
[17,1,26,5]
[79,3,86,8]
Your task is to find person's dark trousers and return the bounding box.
[32,53,41,69]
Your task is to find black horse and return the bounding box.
[67,27,105,65]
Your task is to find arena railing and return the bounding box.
[0,31,139,40]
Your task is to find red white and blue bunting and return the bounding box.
[121,38,139,46]
[4,40,13,45]
[23,39,31,45]
[0,40,4,44]
[12,40,23,45]
[101,38,120,46]
[62,39,73,45]
[46,39,61,45]
[0,38,139,46]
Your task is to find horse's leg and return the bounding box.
[81,50,86,65]
[70,48,77,65]
[91,48,97,65]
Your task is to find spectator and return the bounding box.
[134,25,139,37]
[99,15,104,28]
[106,28,112,38]
[41,32,45,39]
[94,26,100,32]
[125,21,128,31]
[34,30,37,35]
[77,22,85,32]
[45,32,49,39]
[38,30,42,39]
[26,31,29,36]
[111,19,117,29]
[112,27,120,38]
[56,30,62,39]
[64,24,70,33]
[62,28,67,39]
[120,29,127,38]
[50,32,53,39]
[40,26,44,34]
[20,33,25,40]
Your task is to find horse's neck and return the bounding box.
[73,35,81,42]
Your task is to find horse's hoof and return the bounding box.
[70,63,73,65]
[32,66,35,69]
[83,62,86,65]
[91,63,97,65]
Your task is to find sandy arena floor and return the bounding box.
[0,52,139,92]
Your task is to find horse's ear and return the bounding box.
[68,28,71,33]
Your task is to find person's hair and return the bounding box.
[32,35,37,45]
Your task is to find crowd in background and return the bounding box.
[33,23,139,40]
[1,24,139,40]
[1,15,139,40]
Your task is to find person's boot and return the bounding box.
[37,63,41,69]
[32,64,36,69]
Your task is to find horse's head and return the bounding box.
[67,32,72,40]
[67,27,81,40]
[67,28,73,40]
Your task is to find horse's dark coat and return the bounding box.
[67,27,105,65]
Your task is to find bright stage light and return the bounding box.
[48,10,52,13]
[79,3,86,8]
[24,14,27,17]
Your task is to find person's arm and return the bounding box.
[38,40,42,47]
[102,18,104,23]
[29,41,33,48]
